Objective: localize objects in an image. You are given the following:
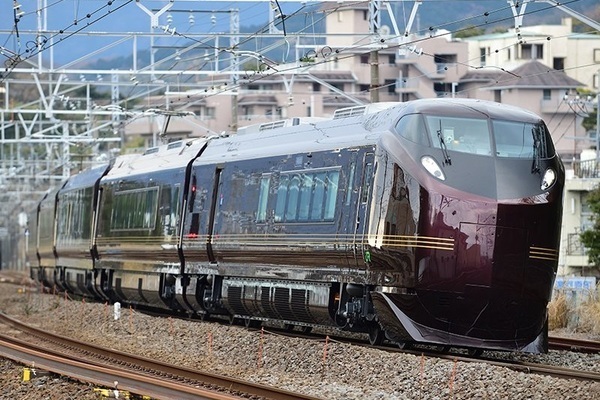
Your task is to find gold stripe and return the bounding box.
[529,246,559,261]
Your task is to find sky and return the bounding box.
[1,0,294,65]
[0,0,597,70]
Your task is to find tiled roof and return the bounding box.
[481,61,584,89]
[237,95,278,106]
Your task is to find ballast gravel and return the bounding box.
[0,279,599,400]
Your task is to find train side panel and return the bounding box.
[95,141,207,309]
[55,164,110,297]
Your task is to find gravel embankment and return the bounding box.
[0,278,599,400]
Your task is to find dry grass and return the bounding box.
[548,290,570,330]
[576,290,600,335]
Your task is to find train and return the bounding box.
[27,98,564,354]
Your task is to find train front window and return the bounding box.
[492,120,555,158]
[425,116,491,156]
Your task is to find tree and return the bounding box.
[579,186,600,266]
[454,25,485,39]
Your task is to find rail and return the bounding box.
[0,312,322,400]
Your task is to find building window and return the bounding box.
[594,49,600,63]
[359,84,370,93]
[480,48,487,66]
[494,90,501,103]
[329,83,344,92]
[434,54,457,73]
[507,47,511,61]
[360,54,369,64]
[384,79,396,94]
[543,89,551,100]
[581,192,594,232]
[594,74,599,89]
[553,57,565,71]
[203,107,215,119]
[519,43,543,59]
[312,82,321,92]
[388,54,395,64]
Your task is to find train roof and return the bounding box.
[103,139,208,180]
[402,98,542,122]
[194,103,404,165]
[61,164,110,192]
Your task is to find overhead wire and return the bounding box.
[1,0,596,134]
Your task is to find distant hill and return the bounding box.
[83,0,599,71]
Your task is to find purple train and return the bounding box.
[28,98,564,353]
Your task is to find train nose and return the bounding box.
[454,222,547,345]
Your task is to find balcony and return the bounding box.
[572,159,600,179]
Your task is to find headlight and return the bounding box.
[541,168,556,190]
[421,156,445,180]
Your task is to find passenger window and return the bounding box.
[286,175,301,221]
[274,175,289,222]
[311,173,327,220]
[298,174,313,221]
[324,171,339,220]
[257,176,270,222]
[267,169,340,223]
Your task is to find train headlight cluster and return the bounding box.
[421,156,445,181]
[541,168,556,190]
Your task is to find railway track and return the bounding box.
[549,336,600,353]
[264,326,600,382]
[0,312,321,400]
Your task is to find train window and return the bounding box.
[426,116,491,156]
[268,169,340,223]
[111,187,159,231]
[257,176,270,222]
[324,171,339,220]
[346,162,356,206]
[311,172,327,220]
[493,120,555,158]
[361,162,373,203]
[275,175,289,222]
[394,114,429,146]
[298,174,313,221]
[57,188,93,243]
[286,175,301,221]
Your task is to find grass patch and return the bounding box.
[576,290,600,335]
[548,290,570,330]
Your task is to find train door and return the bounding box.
[350,151,375,268]
[183,166,222,262]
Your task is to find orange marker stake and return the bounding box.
[449,357,458,397]
[257,327,264,369]
[322,335,330,365]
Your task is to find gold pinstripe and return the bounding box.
[529,246,559,261]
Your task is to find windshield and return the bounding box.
[492,120,554,159]
[425,116,492,156]
[395,114,556,160]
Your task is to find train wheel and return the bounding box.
[368,324,385,346]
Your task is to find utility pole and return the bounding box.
[369,0,381,103]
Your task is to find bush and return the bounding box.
[548,291,570,330]
[576,291,600,335]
